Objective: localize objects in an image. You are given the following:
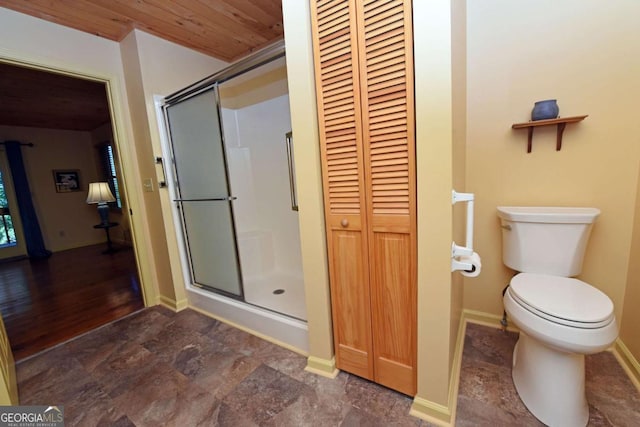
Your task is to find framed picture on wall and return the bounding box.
[53,170,81,193]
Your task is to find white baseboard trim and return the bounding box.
[305,356,338,378]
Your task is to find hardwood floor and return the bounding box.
[0,244,144,361]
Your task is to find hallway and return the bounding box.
[0,244,143,360]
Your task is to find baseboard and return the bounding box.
[612,338,640,392]
[462,308,520,332]
[304,356,338,378]
[410,396,452,426]
[158,295,188,311]
[410,309,469,426]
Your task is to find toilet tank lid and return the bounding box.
[497,206,600,223]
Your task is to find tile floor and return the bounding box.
[16,307,640,426]
[457,323,640,426]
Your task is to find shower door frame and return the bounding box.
[159,41,286,302]
[163,84,244,300]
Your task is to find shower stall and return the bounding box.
[158,43,307,347]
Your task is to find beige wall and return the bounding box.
[464,1,640,332]
[0,125,105,252]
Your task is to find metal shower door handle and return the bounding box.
[173,196,237,202]
[285,131,298,211]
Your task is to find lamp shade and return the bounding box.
[86,182,116,204]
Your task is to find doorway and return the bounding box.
[0,61,145,360]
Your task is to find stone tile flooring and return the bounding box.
[16,307,640,426]
[457,323,640,426]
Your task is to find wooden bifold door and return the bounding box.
[310,0,417,395]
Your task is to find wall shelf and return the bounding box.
[512,115,588,153]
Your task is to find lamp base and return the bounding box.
[97,203,110,225]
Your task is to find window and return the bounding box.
[0,170,16,247]
[98,143,122,209]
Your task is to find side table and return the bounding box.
[93,222,119,254]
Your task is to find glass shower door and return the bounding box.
[164,87,243,297]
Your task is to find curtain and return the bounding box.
[4,141,51,259]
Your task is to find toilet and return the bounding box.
[497,206,618,427]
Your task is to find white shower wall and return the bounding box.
[222,95,305,319]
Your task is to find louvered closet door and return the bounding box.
[310,0,374,380]
[358,0,416,395]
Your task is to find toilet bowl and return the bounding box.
[506,273,617,354]
[504,273,617,427]
[497,207,618,427]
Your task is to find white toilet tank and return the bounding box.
[497,206,600,277]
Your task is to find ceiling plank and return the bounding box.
[0,0,284,61]
[0,63,110,131]
[92,0,248,61]
[197,0,283,41]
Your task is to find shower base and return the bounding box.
[243,271,307,321]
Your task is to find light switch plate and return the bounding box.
[143,178,154,192]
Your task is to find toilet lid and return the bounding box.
[510,273,614,328]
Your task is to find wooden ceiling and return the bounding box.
[0,1,285,132]
[0,62,110,131]
[0,0,284,62]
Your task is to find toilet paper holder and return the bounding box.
[451,190,478,273]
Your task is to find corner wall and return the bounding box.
[282,0,334,370]
[413,0,459,418]
[621,165,640,372]
[119,29,227,309]
[451,0,467,376]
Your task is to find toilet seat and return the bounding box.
[509,273,614,329]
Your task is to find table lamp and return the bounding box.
[86,182,116,225]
